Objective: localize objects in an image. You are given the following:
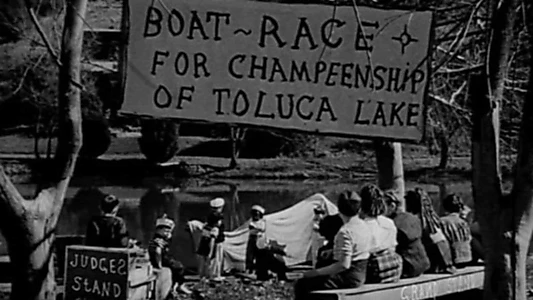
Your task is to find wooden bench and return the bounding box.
[310,266,484,300]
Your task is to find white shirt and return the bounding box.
[362,215,398,253]
[333,215,371,262]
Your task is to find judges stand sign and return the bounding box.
[64,246,130,300]
[122,0,433,142]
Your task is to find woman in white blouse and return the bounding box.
[359,184,403,283]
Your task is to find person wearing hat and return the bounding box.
[199,197,226,280]
[245,205,266,273]
[86,194,129,248]
[383,190,430,278]
[148,215,190,295]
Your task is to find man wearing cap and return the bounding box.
[204,198,225,280]
[148,215,190,294]
[246,205,266,273]
[384,190,430,278]
[86,194,129,248]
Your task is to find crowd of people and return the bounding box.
[294,185,480,300]
[82,185,481,299]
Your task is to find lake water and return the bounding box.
[0,177,508,270]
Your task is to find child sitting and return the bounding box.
[245,205,266,273]
[148,215,190,295]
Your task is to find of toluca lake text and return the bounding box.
[153,87,421,127]
[123,0,433,140]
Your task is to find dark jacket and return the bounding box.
[86,214,129,248]
[392,211,431,278]
[208,212,225,243]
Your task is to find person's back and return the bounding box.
[406,189,455,274]
[392,211,431,277]
[85,195,129,248]
[440,194,473,267]
[359,186,402,284]
[86,214,129,248]
[440,213,472,266]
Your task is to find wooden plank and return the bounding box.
[310,266,484,300]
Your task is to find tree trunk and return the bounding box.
[437,128,449,169]
[373,140,405,210]
[505,22,533,300]
[471,0,521,299]
[0,0,85,299]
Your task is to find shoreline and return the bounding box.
[0,152,516,184]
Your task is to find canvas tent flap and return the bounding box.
[187,193,338,272]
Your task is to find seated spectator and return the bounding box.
[359,185,403,284]
[293,190,370,300]
[383,191,430,278]
[148,215,190,295]
[315,214,344,268]
[406,188,455,274]
[86,194,129,248]
[440,194,473,268]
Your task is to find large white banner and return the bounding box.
[122,0,433,142]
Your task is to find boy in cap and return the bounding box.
[245,205,266,273]
[148,215,190,295]
[207,198,226,280]
[86,194,129,248]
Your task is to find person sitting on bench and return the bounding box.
[359,185,403,284]
[384,190,430,278]
[440,194,473,268]
[315,214,344,269]
[86,194,129,248]
[148,215,191,295]
[406,188,456,274]
[293,190,371,300]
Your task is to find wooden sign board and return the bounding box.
[310,266,484,300]
[122,0,433,142]
[64,246,130,300]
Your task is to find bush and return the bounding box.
[138,119,179,163]
[240,129,317,158]
[79,112,111,158]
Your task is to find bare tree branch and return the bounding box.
[26,7,62,67]
[0,166,26,220]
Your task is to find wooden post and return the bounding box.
[374,140,405,210]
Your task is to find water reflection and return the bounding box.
[0,179,482,270]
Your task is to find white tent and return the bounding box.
[188,193,338,272]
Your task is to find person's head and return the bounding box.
[210,197,225,213]
[337,190,362,221]
[251,205,265,221]
[406,188,442,233]
[405,189,423,215]
[360,184,386,218]
[318,214,344,243]
[101,194,120,215]
[383,190,401,217]
[155,214,175,240]
[442,194,465,214]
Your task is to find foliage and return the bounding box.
[180,278,293,300]
[240,129,318,158]
[79,111,111,158]
[0,21,107,138]
[138,119,179,163]
[0,0,63,43]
